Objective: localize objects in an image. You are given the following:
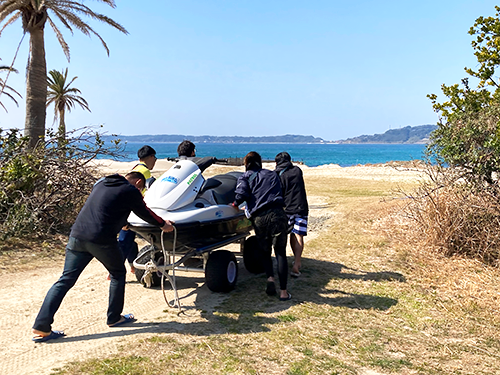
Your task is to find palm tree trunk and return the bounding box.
[25,27,47,149]
[58,108,66,146]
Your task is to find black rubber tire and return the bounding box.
[242,235,265,274]
[205,250,238,292]
[134,245,167,287]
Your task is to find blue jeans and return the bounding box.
[118,229,138,265]
[33,237,127,332]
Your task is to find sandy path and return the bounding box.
[0,160,422,374]
[1,248,244,375]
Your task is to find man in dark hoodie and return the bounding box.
[275,152,309,277]
[32,172,174,343]
[233,151,291,301]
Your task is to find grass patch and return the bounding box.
[0,235,66,274]
[52,356,152,375]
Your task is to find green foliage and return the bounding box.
[428,6,500,122]
[467,7,500,91]
[0,126,124,240]
[427,79,492,124]
[427,6,500,185]
[427,102,500,184]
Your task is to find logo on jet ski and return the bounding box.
[162,175,178,184]
[215,210,223,218]
[187,173,198,185]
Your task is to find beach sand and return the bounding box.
[90,158,426,182]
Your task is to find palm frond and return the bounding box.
[0,11,21,36]
[47,16,70,61]
[46,67,90,121]
[0,76,22,112]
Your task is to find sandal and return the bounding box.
[32,330,66,343]
[108,313,136,327]
[279,292,292,301]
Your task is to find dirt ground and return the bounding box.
[0,161,422,375]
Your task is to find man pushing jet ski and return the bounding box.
[128,143,254,295]
[32,172,174,343]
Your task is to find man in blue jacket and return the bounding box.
[233,151,291,301]
[32,171,174,343]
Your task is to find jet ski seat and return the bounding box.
[203,172,242,205]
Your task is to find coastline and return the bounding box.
[90,158,425,183]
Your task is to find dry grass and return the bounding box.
[397,165,500,266]
[0,235,66,274]
[23,167,500,374]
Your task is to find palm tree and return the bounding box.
[0,61,22,112]
[0,1,128,148]
[47,68,90,140]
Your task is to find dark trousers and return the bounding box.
[33,237,127,332]
[253,207,288,290]
[118,229,138,265]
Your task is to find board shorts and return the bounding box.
[287,214,308,236]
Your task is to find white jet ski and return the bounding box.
[128,158,256,294]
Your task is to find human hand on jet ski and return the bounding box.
[161,220,175,232]
[230,202,244,211]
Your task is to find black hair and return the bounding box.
[275,151,291,163]
[243,151,262,171]
[125,171,146,187]
[177,140,196,157]
[137,145,156,160]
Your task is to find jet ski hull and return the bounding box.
[130,212,252,252]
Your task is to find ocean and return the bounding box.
[117,142,427,167]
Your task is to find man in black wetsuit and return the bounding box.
[32,172,174,343]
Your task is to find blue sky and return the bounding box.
[0,0,499,141]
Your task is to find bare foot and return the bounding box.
[292,260,301,275]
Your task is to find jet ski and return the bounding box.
[128,157,254,295]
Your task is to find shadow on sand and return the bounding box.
[145,256,403,336]
[55,256,404,342]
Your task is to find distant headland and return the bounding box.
[104,124,437,144]
[104,134,326,144]
[336,125,437,144]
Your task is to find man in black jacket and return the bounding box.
[32,172,174,343]
[234,151,291,301]
[275,152,309,277]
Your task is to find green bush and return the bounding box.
[427,102,500,185]
[0,127,123,240]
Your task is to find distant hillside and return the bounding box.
[337,125,437,144]
[102,134,326,144]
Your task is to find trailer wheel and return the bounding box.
[205,250,238,292]
[242,235,265,274]
[134,245,167,287]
